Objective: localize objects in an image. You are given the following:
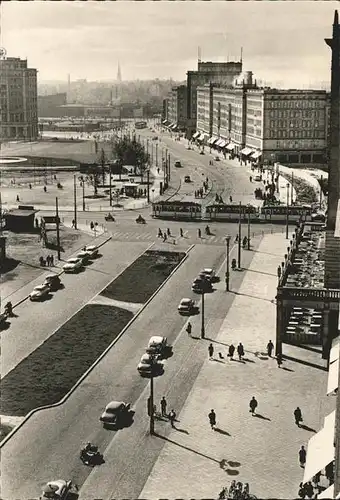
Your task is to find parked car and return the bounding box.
[175,160,182,168]
[76,250,92,263]
[152,136,158,141]
[84,245,99,258]
[311,212,326,222]
[146,336,169,356]
[191,277,213,293]
[214,156,220,161]
[29,283,51,301]
[178,298,196,315]
[200,268,217,282]
[40,479,76,500]
[200,151,205,155]
[99,401,131,427]
[254,175,262,182]
[137,354,164,377]
[184,175,191,183]
[62,257,83,273]
[43,274,61,292]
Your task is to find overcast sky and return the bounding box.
[0,2,338,87]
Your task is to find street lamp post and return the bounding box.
[109,165,112,207]
[238,202,242,269]
[82,179,85,211]
[55,197,61,261]
[247,208,251,250]
[225,235,231,291]
[73,174,77,230]
[148,372,155,435]
[201,291,205,339]
[286,183,289,240]
[155,143,158,168]
[320,174,323,209]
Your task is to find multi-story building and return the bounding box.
[165,85,187,131]
[0,56,38,140]
[195,76,330,166]
[38,93,67,118]
[187,61,243,137]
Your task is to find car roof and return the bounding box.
[180,298,192,303]
[202,268,213,273]
[67,257,80,262]
[105,401,124,410]
[148,335,165,344]
[141,353,152,360]
[34,284,47,289]
[86,245,96,250]
[45,274,59,279]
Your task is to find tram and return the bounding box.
[259,205,313,223]
[152,200,202,220]
[205,204,259,222]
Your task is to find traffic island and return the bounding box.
[1,304,133,416]
[100,249,186,303]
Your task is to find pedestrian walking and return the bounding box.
[29,183,32,189]
[16,195,20,202]
[249,396,258,415]
[208,409,216,430]
[267,340,274,357]
[180,228,183,237]
[294,407,303,427]
[235,234,239,243]
[167,228,171,236]
[228,344,235,360]
[229,196,233,203]
[298,483,306,499]
[169,409,176,428]
[208,343,214,359]
[160,396,167,417]
[237,342,245,361]
[158,228,162,238]
[46,255,50,266]
[163,233,167,242]
[186,322,192,336]
[44,186,47,193]
[50,254,54,266]
[276,353,283,368]
[198,228,202,238]
[299,445,306,468]
[277,266,282,279]
[312,472,321,488]
[90,221,94,231]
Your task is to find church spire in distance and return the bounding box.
[117,62,122,83]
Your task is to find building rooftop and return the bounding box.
[6,209,38,217]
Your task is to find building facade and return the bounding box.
[165,85,187,131]
[0,57,38,140]
[38,93,67,117]
[187,61,243,137]
[196,79,330,166]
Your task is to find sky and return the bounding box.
[0,1,338,88]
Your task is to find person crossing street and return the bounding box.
[160,396,167,417]
[249,396,258,415]
[208,409,217,430]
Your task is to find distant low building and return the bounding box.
[0,236,6,271]
[38,93,67,117]
[5,206,38,232]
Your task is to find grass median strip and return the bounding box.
[1,305,133,416]
[101,249,186,304]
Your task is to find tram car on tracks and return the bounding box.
[152,200,202,220]
[258,204,314,223]
[205,204,259,222]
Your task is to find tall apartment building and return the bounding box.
[186,61,243,138]
[165,85,187,131]
[0,57,38,140]
[196,77,330,166]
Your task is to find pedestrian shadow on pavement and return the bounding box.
[242,357,255,363]
[243,268,277,278]
[176,427,190,434]
[281,366,295,372]
[300,424,317,433]
[212,358,225,364]
[154,433,221,464]
[234,359,246,364]
[254,414,271,421]
[282,354,327,372]
[285,343,323,355]
[214,427,231,436]
[230,290,274,304]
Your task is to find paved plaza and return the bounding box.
[139,232,333,500]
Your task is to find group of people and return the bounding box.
[158,227,173,242]
[159,396,176,427]
[39,254,54,267]
[194,187,205,198]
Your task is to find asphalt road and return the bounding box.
[1,240,151,377]
[1,242,257,500]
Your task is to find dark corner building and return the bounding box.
[4,206,38,232]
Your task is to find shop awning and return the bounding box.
[330,337,340,364]
[162,119,168,124]
[251,151,262,160]
[192,131,200,139]
[208,136,218,145]
[198,133,206,141]
[167,123,174,128]
[219,140,227,148]
[318,484,334,499]
[303,426,335,483]
[215,138,226,147]
[240,147,254,156]
[327,358,339,394]
[226,143,236,151]
[324,410,336,430]
[171,123,177,130]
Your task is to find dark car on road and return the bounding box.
[100,401,132,428]
[191,277,213,294]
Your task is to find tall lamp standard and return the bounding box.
[285,183,290,240]
[201,290,205,339]
[237,202,242,269]
[225,235,231,291]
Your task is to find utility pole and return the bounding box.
[320,174,323,209]
[286,183,289,240]
[148,374,155,435]
[109,164,112,206]
[147,169,150,203]
[168,153,171,181]
[225,235,231,291]
[82,179,85,211]
[291,172,294,204]
[73,174,77,230]
[247,208,251,250]
[201,291,205,339]
[155,143,158,168]
[238,202,242,269]
[55,197,61,260]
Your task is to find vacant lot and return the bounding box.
[101,249,186,304]
[1,304,133,416]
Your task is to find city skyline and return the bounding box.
[0,1,338,88]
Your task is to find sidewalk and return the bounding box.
[139,232,331,500]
